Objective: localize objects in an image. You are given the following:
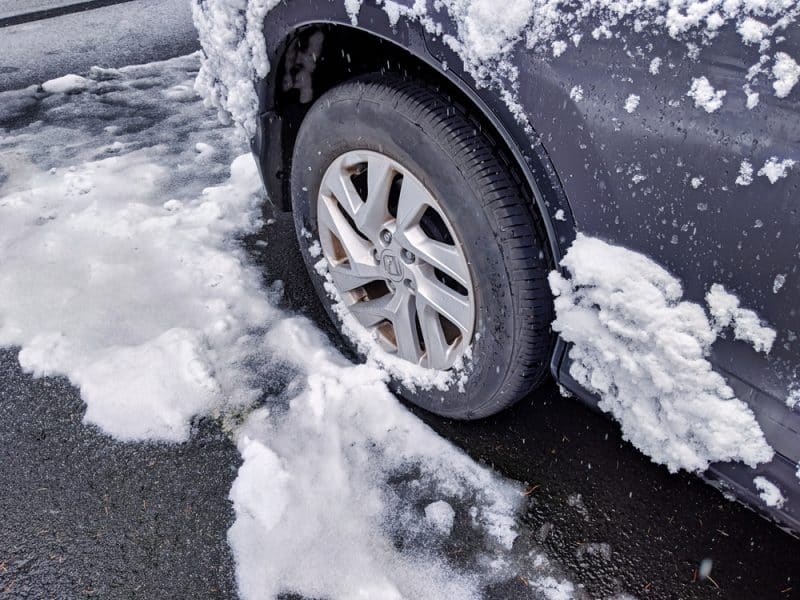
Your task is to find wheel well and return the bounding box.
[266,24,536,222]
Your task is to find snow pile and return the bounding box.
[549,234,774,473]
[2,55,575,600]
[0,153,272,441]
[754,476,786,508]
[228,320,525,598]
[0,55,265,441]
[425,500,457,534]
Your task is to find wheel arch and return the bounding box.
[254,14,577,268]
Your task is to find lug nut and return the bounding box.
[372,248,380,263]
[380,229,392,245]
[400,249,415,263]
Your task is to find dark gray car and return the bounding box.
[197,0,799,535]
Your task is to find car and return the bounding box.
[195,0,799,535]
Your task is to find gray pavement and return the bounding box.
[0,0,197,91]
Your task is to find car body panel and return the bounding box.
[255,0,800,533]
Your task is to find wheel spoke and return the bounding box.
[328,262,381,294]
[347,293,393,327]
[322,162,362,218]
[405,234,470,289]
[317,195,373,266]
[353,155,393,233]
[395,175,431,232]
[389,292,423,363]
[417,301,452,369]
[416,276,472,335]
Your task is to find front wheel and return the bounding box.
[290,76,553,419]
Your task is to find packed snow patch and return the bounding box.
[0,56,268,441]
[753,476,786,508]
[549,234,773,473]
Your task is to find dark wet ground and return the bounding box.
[0,351,238,599]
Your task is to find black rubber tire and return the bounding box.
[290,75,553,419]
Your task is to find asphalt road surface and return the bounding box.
[1,3,799,599]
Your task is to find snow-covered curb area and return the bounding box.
[549,234,774,474]
[1,55,575,600]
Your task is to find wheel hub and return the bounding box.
[315,149,476,370]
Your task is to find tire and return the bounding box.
[290,75,553,419]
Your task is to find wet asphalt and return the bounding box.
[2,4,800,599]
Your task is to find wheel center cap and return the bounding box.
[380,251,404,282]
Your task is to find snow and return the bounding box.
[569,85,583,101]
[41,73,91,93]
[744,84,760,109]
[772,51,799,98]
[624,94,640,113]
[554,208,566,221]
[552,39,567,57]
[549,234,773,473]
[772,274,786,293]
[0,55,267,441]
[757,156,795,183]
[788,387,800,410]
[753,476,786,508]
[735,159,754,186]
[737,17,769,45]
[192,0,280,137]
[2,54,575,600]
[312,254,472,392]
[226,318,529,599]
[691,176,704,188]
[706,284,776,353]
[649,57,662,75]
[425,500,456,534]
[687,76,726,113]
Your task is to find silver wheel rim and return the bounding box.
[316,149,476,370]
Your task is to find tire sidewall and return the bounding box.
[291,83,525,417]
